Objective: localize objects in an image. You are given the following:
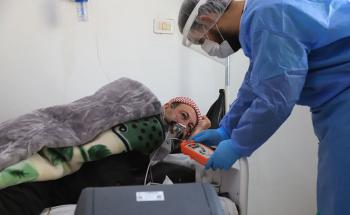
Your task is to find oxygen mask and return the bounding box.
[169,122,187,140]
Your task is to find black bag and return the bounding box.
[206,89,226,129]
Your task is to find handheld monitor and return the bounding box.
[180,140,214,165]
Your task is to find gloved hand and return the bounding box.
[191,127,229,146]
[205,139,242,170]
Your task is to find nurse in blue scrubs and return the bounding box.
[178,0,350,214]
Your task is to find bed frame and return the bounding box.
[194,157,249,215]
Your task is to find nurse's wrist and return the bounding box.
[217,127,230,140]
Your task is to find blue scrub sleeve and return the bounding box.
[220,30,309,156]
[220,66,255,133]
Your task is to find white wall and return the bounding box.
[0,0,225,120]
[0,0,317,214]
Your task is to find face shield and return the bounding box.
[178,0,233,64]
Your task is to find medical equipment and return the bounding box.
[159,152,248,215]
[75,183,224,215]
[143,129,182,186]
[39,154,248,215]
[144,133,170,185]
[170,122,187,139]
[180,140,213,166]
[74,0,88,22]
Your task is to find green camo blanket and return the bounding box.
[0,115,165,189]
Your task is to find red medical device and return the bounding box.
[180,140,214,165]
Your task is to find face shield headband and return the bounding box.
[182,0,232,47]
[182,0,208,47]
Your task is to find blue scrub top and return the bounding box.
[220,0,350,156]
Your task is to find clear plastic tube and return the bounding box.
[76,1,88,22]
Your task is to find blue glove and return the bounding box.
[205,139,242,170]
[191,127,229,146]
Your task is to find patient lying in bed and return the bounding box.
[0,96,210,190]
[0,93,210,215]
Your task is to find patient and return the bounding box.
[163,96,211,138]
[0,95,210,215]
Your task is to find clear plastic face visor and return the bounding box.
[181,0,232,64]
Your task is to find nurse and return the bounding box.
[178,0,350,214]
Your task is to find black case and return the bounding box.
[75,183,224,215]
[206,89,226,129]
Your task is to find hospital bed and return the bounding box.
[41,65,249,215]
[40,156,248,215]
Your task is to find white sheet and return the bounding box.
[40,205,76,215]
[219,196,239,215]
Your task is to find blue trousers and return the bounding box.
[312,87,350,215]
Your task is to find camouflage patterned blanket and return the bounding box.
[0,115,165,189]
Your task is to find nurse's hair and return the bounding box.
[178,0,231,34]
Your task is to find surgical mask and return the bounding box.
[201,39,234,58]
[201,25,235,58]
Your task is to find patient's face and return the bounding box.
[163,103,198,137]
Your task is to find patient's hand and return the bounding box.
[198,116,211,130]
[190,116,211,137]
